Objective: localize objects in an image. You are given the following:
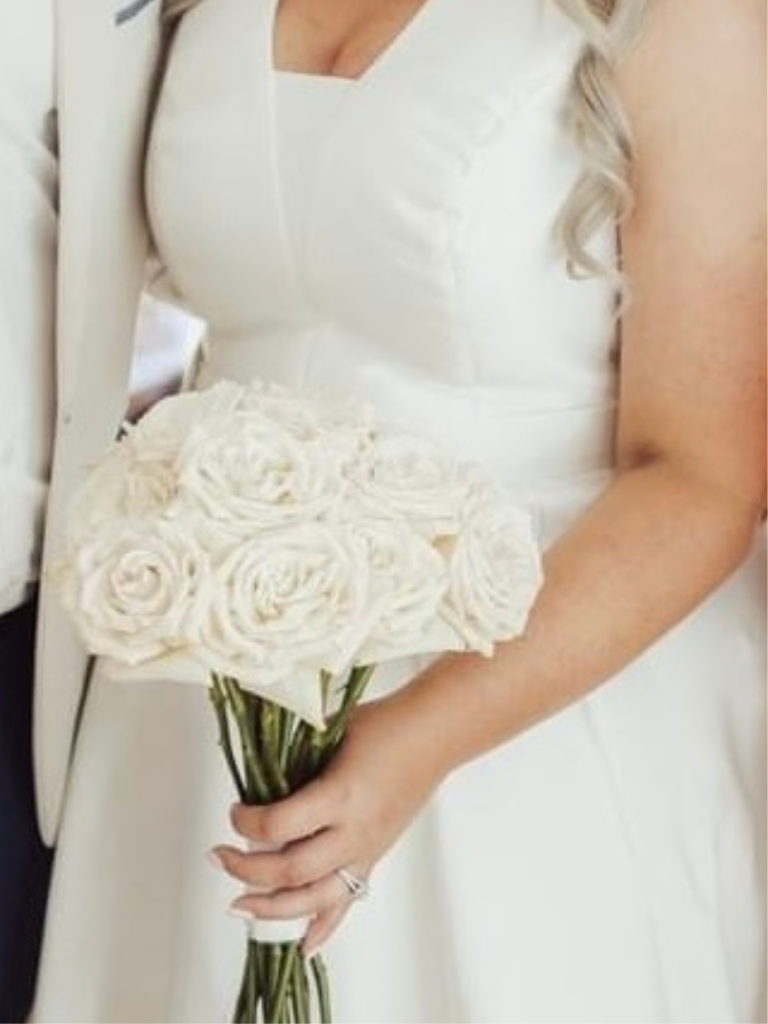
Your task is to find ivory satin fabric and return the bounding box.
[35,0,766,1020]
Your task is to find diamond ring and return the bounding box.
[335,867,370,900]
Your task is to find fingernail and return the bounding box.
[230,896,255,913]
[303,943,323,961]
[206,849,226,871]
[227,906,252,921]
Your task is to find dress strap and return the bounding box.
[167,0,302,312]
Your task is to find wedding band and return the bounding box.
[335,867,370,900]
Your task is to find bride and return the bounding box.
[34,0,765,1021]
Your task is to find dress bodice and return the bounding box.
[274,73,352,262]
[147,0,619,512]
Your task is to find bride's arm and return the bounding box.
[213,0,766,953]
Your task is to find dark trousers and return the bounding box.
[0,600,52,1023]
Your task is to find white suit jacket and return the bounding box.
[34,0,166,845]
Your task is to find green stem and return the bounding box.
[233,940,258,1023]
[246,940,259,1023]
[284,671,335,784]
[310,955,333,1024]
[277,706,295,776]
[266,944,280,1016]
[337,664,376,723]
[222,678,272,803]
[314,665,376,763]
[284,720,312,788]
[256,944,269,1022]
[233,960,247,1023]
[269,945,298,1023]
[209,675,247,802]
[258,700,291,798]
[290,951,310,1023]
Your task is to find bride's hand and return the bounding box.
[211,690,449,955]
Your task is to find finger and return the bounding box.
[231,870,348,921]
[302,904,349,959]
[210,829,346,890]
[230,777,344,846]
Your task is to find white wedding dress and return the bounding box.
[34,0,766,1021]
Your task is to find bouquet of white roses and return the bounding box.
[56,379,543,1024]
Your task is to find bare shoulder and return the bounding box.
[617,0,765,116]
[616,0,765,230]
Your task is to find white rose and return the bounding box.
[201,524,371,720]
[240,381,374,486]
[353,434,473,536]
[66,383,245,541]
[242,379,372,435]
[60,518,211,666]
[177,412,349,534]
[131,381,245,457]
[350,520,458,664]
[65,445,177,543]
[442,497,543,656]
[314,395,376,479]
[239,380,326,440]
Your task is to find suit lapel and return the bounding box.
[36,0,163,844]
[55,0,115,406]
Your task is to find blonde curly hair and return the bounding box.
[162,0,650,277]
[554,0,649,276]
